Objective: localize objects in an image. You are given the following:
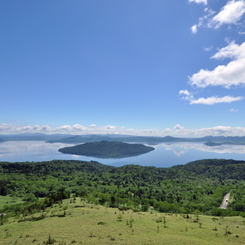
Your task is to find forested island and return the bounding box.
[204,141,223,146]
[58,141,155,158]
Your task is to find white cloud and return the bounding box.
[185,2,245,108]
[190,8,215,33]
[188,0,208,4]
[190,95,243,105]
[190,1,245,32]
[179,90,243,105]
[174,124,185,130]
[167,142,245,154]
[2,123,245,137]
[179,90,194,97]
[211,41,245,60]
[230,108,238,112]
[203,45,213,51]
[179,90,191,96]
[209,0,245,29]
[191,25,198,33]
[189,41,245,88]
[179,90,194,101]
[171,125,245,137]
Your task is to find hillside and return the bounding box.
[1,199,245,245]
[1,158,245,218]
[58,141,155,158]
[2,158,245,244]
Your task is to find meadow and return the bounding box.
[0,196,24,210]
[1,198,245,245]
[2,159,245,244]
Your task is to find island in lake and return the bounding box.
[204,141,222,147]
[58,140,155,158]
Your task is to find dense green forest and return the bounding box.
[58,141,155,158]
[1,158,245,220]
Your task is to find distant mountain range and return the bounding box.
[0,133,245,145]
[47,134,245,145]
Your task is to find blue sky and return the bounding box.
[1,0,245,137]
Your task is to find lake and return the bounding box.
[1,141,245,168]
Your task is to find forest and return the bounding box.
[58,141,155,158]
[1,158,245,221]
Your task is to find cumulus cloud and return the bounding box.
[190,95,243,105]
[191,24,198,33]
[211,41,245,60]
[2,123,245,137]
[184,2,245,107]
[0,123,155,136]
[189,41,245,88]
[208,0,245,28]
[174,124,185,130]
[179,90,194,101]
[179,90,243,105]
[188,0,208,4]
[190,1,245,32]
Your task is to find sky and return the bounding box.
[1,0,245,137]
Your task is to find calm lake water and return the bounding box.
[1,141,245,168]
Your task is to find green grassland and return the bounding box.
[2,159,245,244]
[1,198,245,245]
[0,196,24,210]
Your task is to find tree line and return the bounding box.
[1,159,245,217]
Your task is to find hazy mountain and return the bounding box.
[1,133,245,145]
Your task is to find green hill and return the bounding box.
[1,158,245,218]
[58,141,155,158]
[2,158,245,244]
[1,199,245,245]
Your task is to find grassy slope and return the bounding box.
[0,196,24,210]
[1,199,245,245]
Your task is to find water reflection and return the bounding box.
[161,142,245,155]
[0,141,75,161]
[0,141,245,167]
